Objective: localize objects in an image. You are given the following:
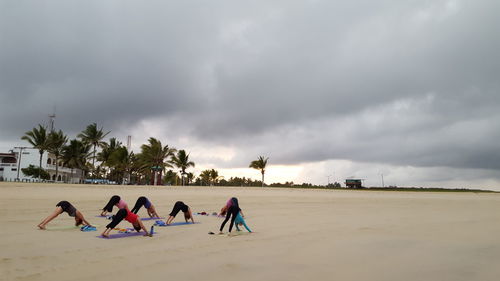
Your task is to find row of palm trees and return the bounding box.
[21,123,268,185]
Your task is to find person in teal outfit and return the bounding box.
[234,212,252,232]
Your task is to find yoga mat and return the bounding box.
[97,231,155,239]
[155,222,200,227]
[140,217,165,221]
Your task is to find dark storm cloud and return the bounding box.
[1,1,500,174]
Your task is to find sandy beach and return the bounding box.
[1,182,500,281]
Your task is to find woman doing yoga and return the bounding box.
[38,201,92,230]
[165,201,194,225]
[101,209,151,238]
[130,196,160,218]
[101,195,128,216]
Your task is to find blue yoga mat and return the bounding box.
[155,221,200,227]
[140,217,165,221]
[97,231,155,239]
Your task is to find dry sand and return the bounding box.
[1,182,500,281]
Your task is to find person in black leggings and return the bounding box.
[38,201,92,230]
[101,209,151,238]
[130,196,160,218]
[165,201,194,225]
[219,197,241,234]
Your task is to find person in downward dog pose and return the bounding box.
[234,211,252,233]
[219,197,241,234]
[101,209,151,238]
[165,201,194,225]
[130,196,160,218]
[219,197,234,216]
[38,201,92,230]
[100,195,128,216]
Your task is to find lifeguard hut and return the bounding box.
[345,179,363,189]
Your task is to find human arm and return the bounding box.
[137,220,151,237]
[149,205,159,218]
[219,205,228,216]
[76,211,92,226]
[187,207,194,223]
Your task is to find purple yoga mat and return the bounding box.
[97,231,155,239]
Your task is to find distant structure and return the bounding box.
[48,113,56,132]
[127,135,131,151]
[0,148,82,183]
[345,179,363,188]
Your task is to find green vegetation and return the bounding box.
[249,156,268,187]
[21,125,49,180]
[21,165,50,180]
[17,123,498,192]
[171,150,195,186]
[77,123,109,178]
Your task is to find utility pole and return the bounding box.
[48,113,56,132]
[126,135,132,184]
[14,146,29,181]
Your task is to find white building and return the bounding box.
[0,148,82,183]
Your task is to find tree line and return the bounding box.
[20,123,270,186]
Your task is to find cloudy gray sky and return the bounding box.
[1,0,499,189]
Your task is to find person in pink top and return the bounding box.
[219,197,234,216]
[101,195,129,216]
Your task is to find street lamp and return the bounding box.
[326,174,332,187]
[14,146,29,181]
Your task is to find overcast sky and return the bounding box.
[1,0,499,189]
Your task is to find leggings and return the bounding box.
[169,201,188,217]
[219,206,239,232]
[131,197,148,214]
[106,209,127,229]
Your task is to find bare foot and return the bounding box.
[101,233,109,238]
[38,225,46,230]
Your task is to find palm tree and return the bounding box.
[249,156,269,187]
[107,146,134,184]
[62,139,91,183]
[137,138,176,185]
[47,130,68,182]
[171,150,195,186]
[163,170,179,186]
[21,125,49,180]
[199,170,212,186]
[186,172,195,185]
[97,138,122,179]
[77,123,110,178]
[209,169,222,186]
